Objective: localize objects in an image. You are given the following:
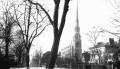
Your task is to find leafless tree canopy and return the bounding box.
[86,26,102,46]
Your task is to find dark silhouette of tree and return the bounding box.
[83,52,90,64]
[27,0,70,69]
[41,51,51,67]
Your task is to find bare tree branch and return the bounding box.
[30,24,50,44]
[35,24,50,37]
[86,26,101,46]
[27,0,53,25]
[100,29,120,37]
[29,15,47,41]
[14,7,27,49]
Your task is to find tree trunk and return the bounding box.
[5,41,9,58]
[18,54,22,66]
[26,50,30,69]
[48,28,60,69]
[5,38,10,69]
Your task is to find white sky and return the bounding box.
[30,0,119,56]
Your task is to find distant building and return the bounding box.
[89,38,120,64]
[89,42,105,64]
[61,44,75,58]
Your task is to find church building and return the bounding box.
[61,2,82,63]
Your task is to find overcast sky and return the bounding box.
[29,0,119,56]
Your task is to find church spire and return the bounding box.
[75,1,80,33]
[74,0,82,62]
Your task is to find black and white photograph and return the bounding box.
[0,0,120,69]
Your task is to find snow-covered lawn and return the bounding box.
[10,67,68,69]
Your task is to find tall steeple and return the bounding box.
[75,3,80,33]
[74,0,82,63]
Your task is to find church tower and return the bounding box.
[74,1,82,62]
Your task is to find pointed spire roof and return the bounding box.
[75,1,80,33]
[76,1,79,26]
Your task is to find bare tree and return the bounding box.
[13,1,50,68]
[86,26,104,64]
[86,26,102,46]
[0,0,17,59]
[27,0,70,69]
